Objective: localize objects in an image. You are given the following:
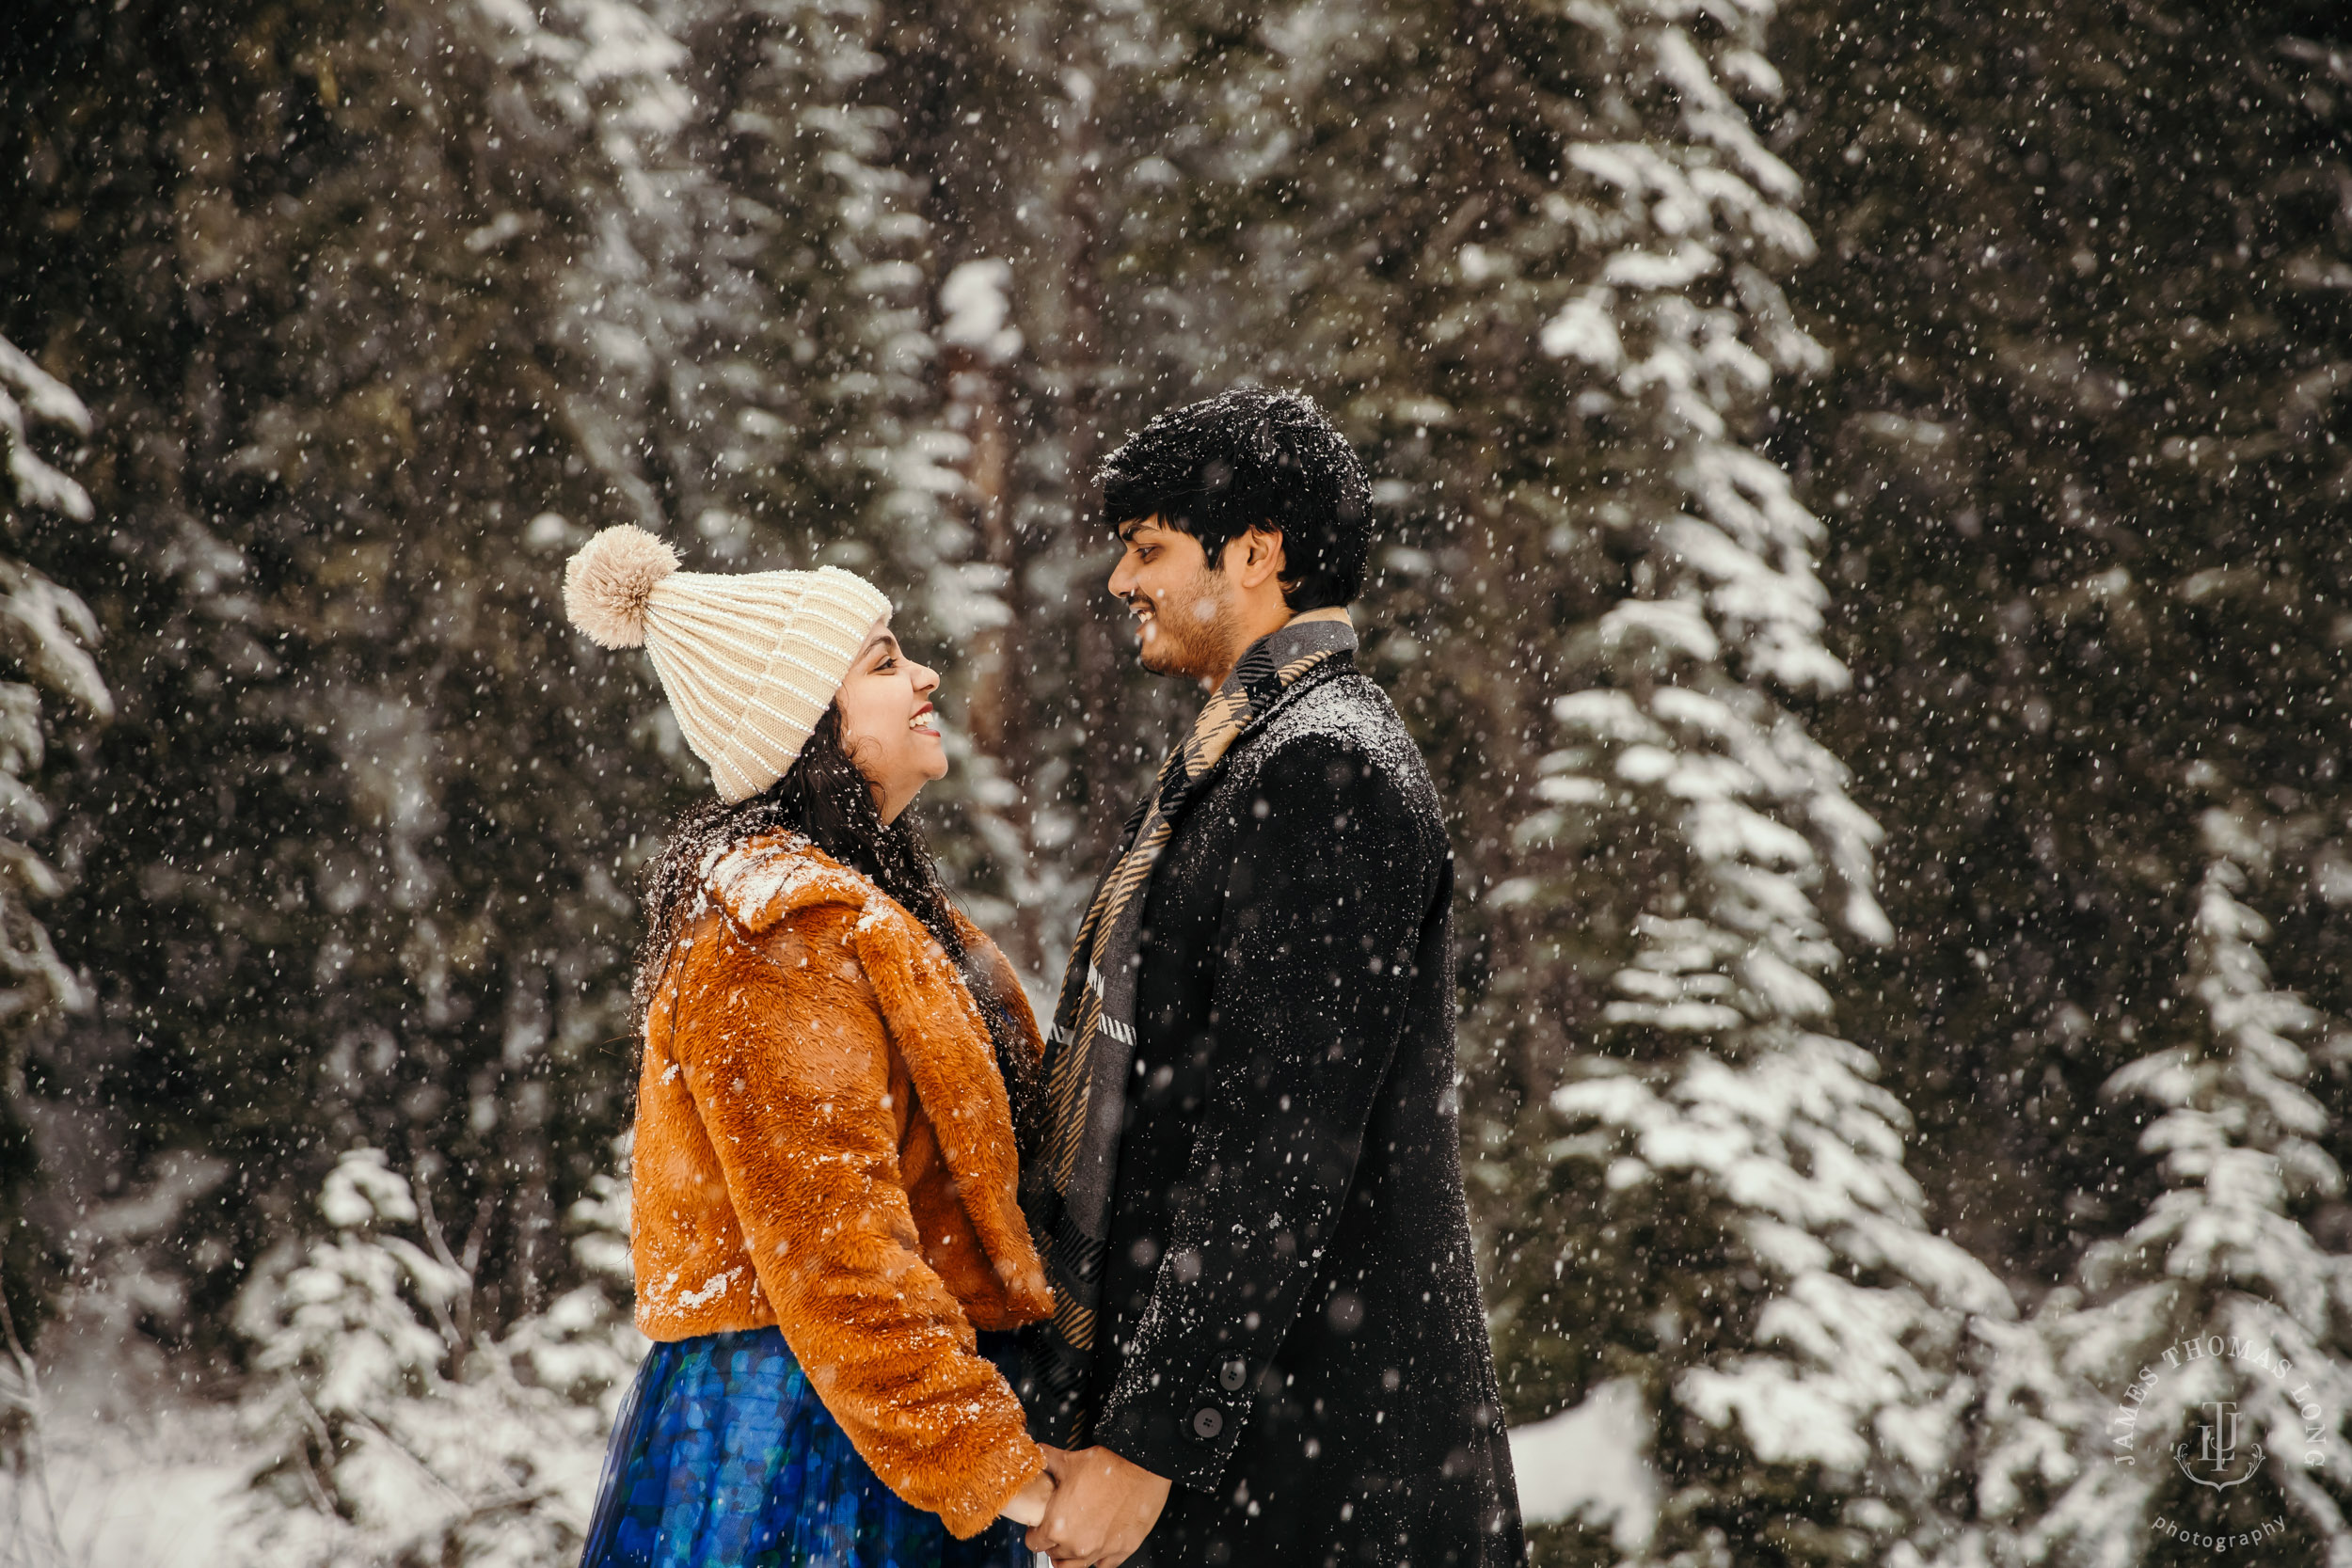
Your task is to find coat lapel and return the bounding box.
[851,910,1051,1316]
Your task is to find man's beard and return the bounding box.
[1132,569,1240,682]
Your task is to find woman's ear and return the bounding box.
[833,703,878,767]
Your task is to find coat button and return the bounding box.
[1218,1358,1247,1391]
[1190,1406,1225,1440]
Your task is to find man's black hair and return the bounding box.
[1096,388,1372,611]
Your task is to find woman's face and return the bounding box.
[834,616,946,825]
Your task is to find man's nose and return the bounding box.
[1107,551,1136,598]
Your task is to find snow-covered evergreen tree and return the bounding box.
[1956,805,2352,1567]
[239,1144,639,1566]
[0,337,106,1037]
[1429,4,2012,1561]
[4,0,741,1337]
[0,335,108,1321]
[1491,661,2012,1565]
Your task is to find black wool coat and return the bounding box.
[1080,655,1523,1568]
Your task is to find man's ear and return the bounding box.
[1232,524,1287,590]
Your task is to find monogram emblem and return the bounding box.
[2174,1400,2265,1490]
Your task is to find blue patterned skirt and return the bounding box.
[580,1324,1035,1568]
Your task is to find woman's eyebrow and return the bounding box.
[861,631,901,662]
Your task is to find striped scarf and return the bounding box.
[1020,609,1358,1443]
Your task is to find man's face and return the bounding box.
[1106,515,1240,682]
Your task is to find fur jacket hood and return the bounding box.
[630,832,1050,1537]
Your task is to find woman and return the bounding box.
[562,524,1055,1565]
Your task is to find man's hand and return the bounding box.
[1025,1444,1172,1568]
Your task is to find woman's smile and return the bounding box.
[835,617,948,823]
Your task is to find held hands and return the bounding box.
[1025,1444,1172,1568]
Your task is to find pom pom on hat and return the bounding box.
[564,525,680,648]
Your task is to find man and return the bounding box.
[1020,389,1523,1567]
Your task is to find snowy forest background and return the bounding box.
[1,0,2348,1563]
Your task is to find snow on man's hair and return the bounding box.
[1095,388,1373,612]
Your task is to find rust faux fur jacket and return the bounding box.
[631,833,1053,1539]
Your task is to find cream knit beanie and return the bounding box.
[563,525,893,803]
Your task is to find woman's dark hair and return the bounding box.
[635,704,1040,1149]
[1095,387,1372,611]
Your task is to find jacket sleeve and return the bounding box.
[1091,731,1449,1488]
[668,902,1044,1538]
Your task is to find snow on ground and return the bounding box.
[6,1283,1650,1565]
[1,1401,295,1568]
[0,1354,596,1568]
[0,1300,294,1568]
[12,1398,1659,1567]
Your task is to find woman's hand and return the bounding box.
[1025,1444,1170,1568]
[1000,1468,1056,1527]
